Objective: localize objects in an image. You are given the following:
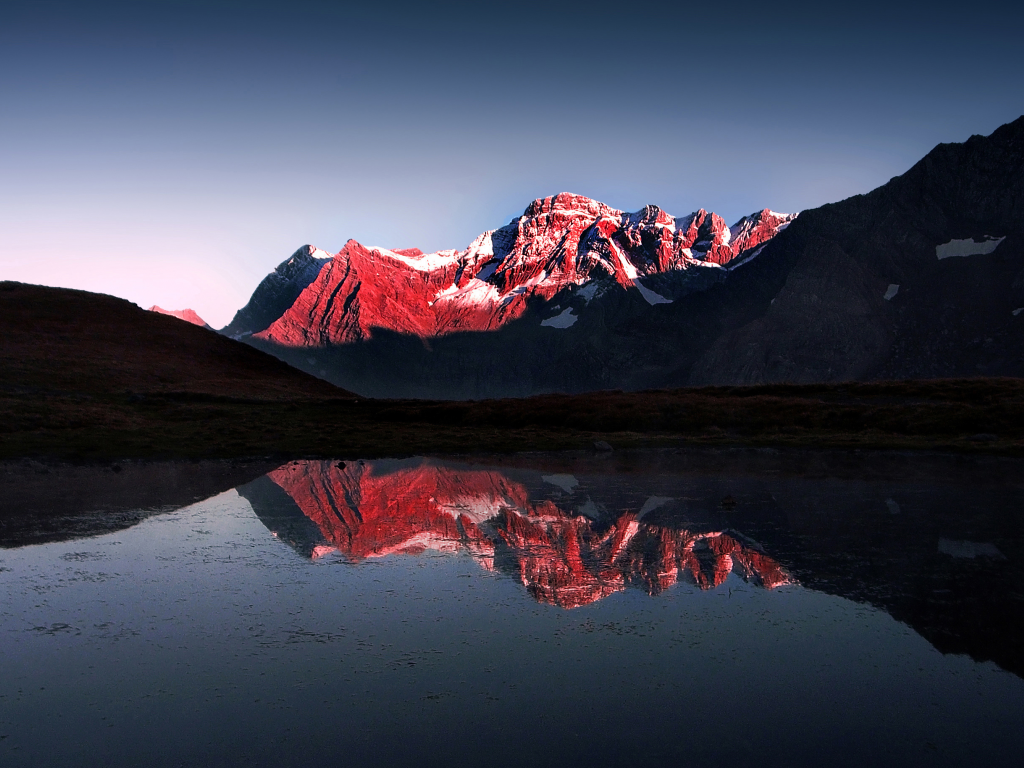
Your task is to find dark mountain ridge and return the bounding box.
[690,115,1024,384]
[221,245,333,340]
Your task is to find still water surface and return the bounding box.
[1,452,1022,767]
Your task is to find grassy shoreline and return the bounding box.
[4,378,1023,461]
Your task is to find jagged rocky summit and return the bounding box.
[226,196,793,345]
[226,116,1024,398]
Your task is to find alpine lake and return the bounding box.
[2,448,1022,768]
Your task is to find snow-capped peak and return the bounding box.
[251,194,796,347]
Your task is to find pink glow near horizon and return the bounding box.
[0,235,256,330]
[0,151,907,329]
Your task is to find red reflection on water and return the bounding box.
[268,460,789,608]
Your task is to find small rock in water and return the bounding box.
[720,495,737,509]
[968,433,998,442]
[594,440,613,452]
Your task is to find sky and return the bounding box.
[2,0,1023,328]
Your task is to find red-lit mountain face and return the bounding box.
[258,459,789,609]
[226,195,794,346]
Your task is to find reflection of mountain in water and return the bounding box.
[238,459,788,608]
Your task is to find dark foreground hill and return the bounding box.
[0,281,348,401]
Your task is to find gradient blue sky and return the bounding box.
[2,0,1022,327]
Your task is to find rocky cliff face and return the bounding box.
[241,195,794,347]
[243,459,788,609]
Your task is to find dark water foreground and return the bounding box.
[1,450,1022,767]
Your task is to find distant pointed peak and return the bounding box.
[148,306,209,328]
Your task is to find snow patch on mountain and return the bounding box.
[636,496,673,519]
[635,281,672,305]
[542,474,579,493]
[613,244,639,279]
[371,246,464,272]
[434,279,501,308]
[464,231,495,259]
[577,282,602,303]
[937,539,1005,559]
[541,307,577,328]
[936,236,1005,259]
[437,495,512,525]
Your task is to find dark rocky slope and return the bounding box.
[690,115,1024,384]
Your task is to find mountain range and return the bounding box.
[193,116,1024,399]
[224,201,794,346]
